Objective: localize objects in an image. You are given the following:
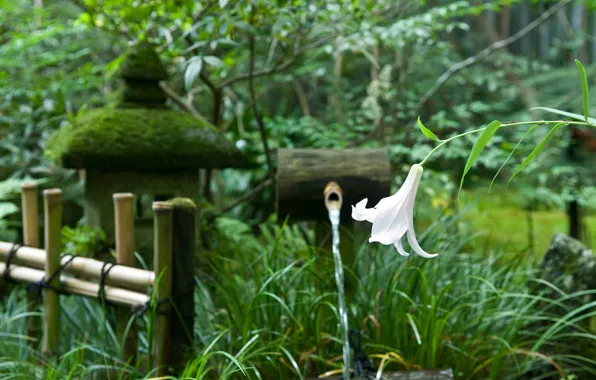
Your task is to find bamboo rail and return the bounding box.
[0,243,154,292]
[0,184,196,375]
[0,261,149,307]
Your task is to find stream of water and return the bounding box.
[329,207,351,380]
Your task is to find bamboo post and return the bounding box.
[21,182,42,342]
[170,198,196,366]
[152,201,173,376]
[42,188,62,357]
[113,193,138,366]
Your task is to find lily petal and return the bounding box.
[369,195,409,245]
[369,165,423,245]
[394,238,410,257]
[406,228,438,258]
[351,199,378,223]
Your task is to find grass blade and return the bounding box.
[459,120,501,198]
[417,116,442,142]
[507,123,567,186]
[531,106,596,125]
[489,124,537,191]
[575,59,589,123]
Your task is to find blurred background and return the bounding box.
[2,1,596,378]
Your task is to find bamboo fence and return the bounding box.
[0,182,196,375]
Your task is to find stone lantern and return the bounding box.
[45,40,244,254]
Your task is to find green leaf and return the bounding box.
[0,202,18,220]
[203,56,225,68]
[531,107,596,125]
[489,124,537,192]
[184,57,203,90]
[575,60,589,123]
[507,123,567,186]
[220,0,229,8]
[459,120,502,197]
[417,116,442,142]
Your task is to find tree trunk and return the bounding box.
[568,200,582,240]
[526,206,535,255]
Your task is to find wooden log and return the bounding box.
[276,149,391,223]
[0,242,154,292]
[152,201,173,377]
[170,198,196,367]
[20,182,42,342]
[113,193,138,366]
[42,188,62,357]
[0,261,149,307]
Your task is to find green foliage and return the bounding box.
[575,60,590,123]
[508,122,567,186]
[2,211,595,378]
[459,120,502,196]
[62,221,107,258]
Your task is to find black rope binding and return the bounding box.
[134,279,199,319]
[98,261,117,307]
[27,254,78,295]
[0,243,22,301]
[3,243,22,282]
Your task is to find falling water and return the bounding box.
[329,207,351,380]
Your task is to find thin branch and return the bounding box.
[292,77,311,116]
[159,81,209,124]
[218,178,273,215]
[265,38,279,69]
[248,3,275,184]
[414,0,572,114]
[219,35,335,88]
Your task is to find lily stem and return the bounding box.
[418,120,592,166]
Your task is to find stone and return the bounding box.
[538,233,596,302]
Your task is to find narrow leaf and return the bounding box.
[220,0,229,8]
[508,123,567,186]
[575,59,589,123]
[417,116,442,142]
[489,125,537,192]
[531,106,596,125]
[459,120,502,197]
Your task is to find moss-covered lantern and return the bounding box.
[45,41,244,253]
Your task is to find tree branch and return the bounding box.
[218,178,273,215]
[219,35,335,88]
[414,0,572,114]
[159,81,209,124]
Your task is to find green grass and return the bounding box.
[1,210,595,379]
[459,188,596,255]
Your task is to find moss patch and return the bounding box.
[119,40,168,81]
[45,107,246,171]
[168,197,197,209]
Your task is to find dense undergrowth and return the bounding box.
[1,211,595,379]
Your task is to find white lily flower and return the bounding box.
[351,164,437,258]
